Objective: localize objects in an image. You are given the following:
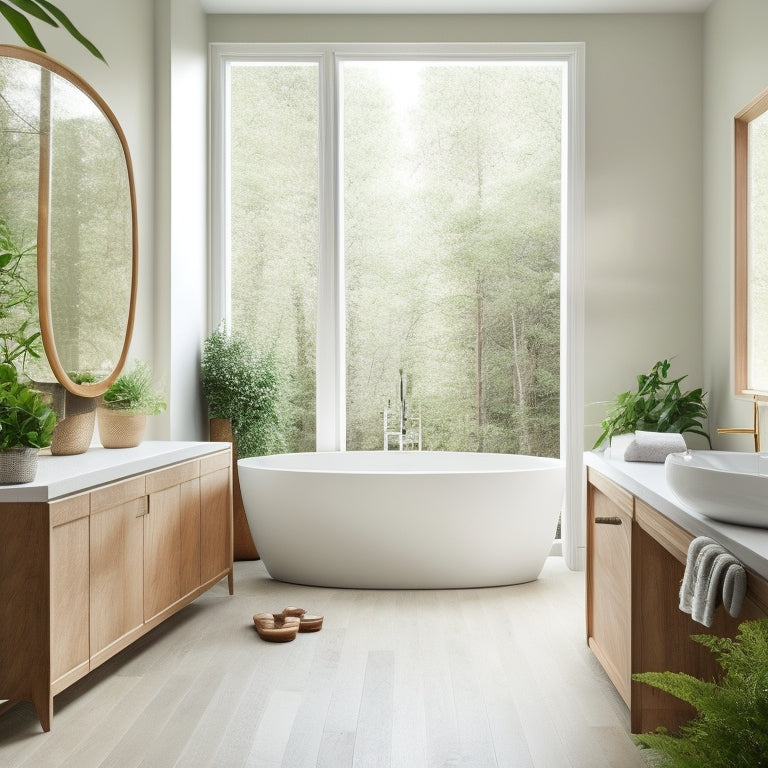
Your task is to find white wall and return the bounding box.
[208,13,705,450]
[703,0,768,447]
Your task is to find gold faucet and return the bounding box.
[717,395,761,452]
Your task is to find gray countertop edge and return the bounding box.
[0,441,232,503]
[584,450,768,582]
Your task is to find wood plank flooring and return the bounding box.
[0,558,650,767]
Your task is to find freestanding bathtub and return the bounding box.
[238,451,565,589]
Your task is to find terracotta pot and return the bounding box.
[209,417,259,561]
[97,408,147,449]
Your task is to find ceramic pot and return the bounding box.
[97,408,147,448]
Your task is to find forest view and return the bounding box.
[228,58,563,457]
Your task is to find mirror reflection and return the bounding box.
[0,45,136,396]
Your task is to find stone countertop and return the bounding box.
[0,441,231,503]
[585,450,768,582]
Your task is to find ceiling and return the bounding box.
[201,0,712,13]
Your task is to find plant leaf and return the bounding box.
[33,0,106,63]
[0,1,45,51]
[7,0,56,26]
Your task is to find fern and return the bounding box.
[633,618,768,767]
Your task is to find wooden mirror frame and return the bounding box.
[0,44,138,397]
[735,85,768,396]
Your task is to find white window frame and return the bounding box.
[209,42,585,570]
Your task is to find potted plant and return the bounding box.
[97,360,166,448]
[633,617,768,766]
[0,363,57,483]
[593,359,711,450]
[200,325,283,559]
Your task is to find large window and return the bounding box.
[212,45,580,463]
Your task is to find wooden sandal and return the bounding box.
[282,606,324,633]
[253,612,300,642]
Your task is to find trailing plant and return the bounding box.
[0,362,56,448]
[0,1,105,62]
[593,359,711,449]
[0,217,42,372]
[101,360,166,415]
[633,617,768,767]
[201,325,283,458]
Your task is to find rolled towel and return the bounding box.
[623,430,687,463]
[680,535,718,614]
[722,561,747,619]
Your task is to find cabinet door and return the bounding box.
[179,477,201,596]
[200,451,232,584]
[144,484,182,621]
[586,469,633,707]
[50,494,90,689]
[90,478,145,660]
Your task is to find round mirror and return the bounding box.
[0,44,137,397]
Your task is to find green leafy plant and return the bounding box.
[0,362,56,448]
[201,325,283,458]
[0,217,42,372]
[0,1,105,62]
[593,359,711,449]
[633,617,768,767]
[101,360,166,415]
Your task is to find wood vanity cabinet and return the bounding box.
[0,446,233,732]
[586,466,768,734]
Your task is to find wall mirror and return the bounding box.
[0,44,137,397]
[735,86,768,395]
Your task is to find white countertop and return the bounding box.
[585,450,768,581]
[0,441,231,502]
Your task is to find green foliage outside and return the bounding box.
[593,359,711,449]
[229,61,562,456]
[0,217,41,372]
[633,617,768,767]
[0,0,105,62]
[101,360,166,416]
[200,325,283,458]
[0,361,56,448]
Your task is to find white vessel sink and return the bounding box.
[665,451,768,528]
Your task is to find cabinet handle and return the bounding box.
[136,498,149,517]
[594,516,623,525]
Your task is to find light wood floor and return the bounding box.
[0,558,649,767]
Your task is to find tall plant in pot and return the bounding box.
[0,363,57,483]
[98,360,166,448]
[201,325,283,559]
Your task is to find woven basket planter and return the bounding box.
[0,447,39,484]
[51,393,97,455]
[97,408,147,449]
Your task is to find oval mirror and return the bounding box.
[0,44,137,397]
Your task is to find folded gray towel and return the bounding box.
[723,560,747,618]
[679,535,717,613]
[680,535,748,627]
[624,430,687,463]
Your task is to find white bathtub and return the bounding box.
[238,451,565,589]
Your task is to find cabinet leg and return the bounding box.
[33,692,52,732]
[228,569,234,595]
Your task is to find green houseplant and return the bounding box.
[633,617,768,767]
[201,325,283,560]
[98,360,166,448]
[0,362,56,482]
[593,359,711,450]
